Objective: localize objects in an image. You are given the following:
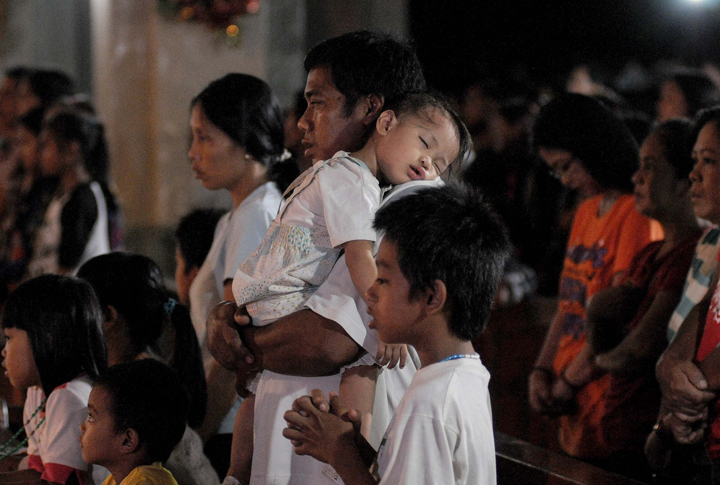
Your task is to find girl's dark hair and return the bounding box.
[1,275,107,396]
[384,91,472,177]
[667,71,720,119]
[691,105,720,150]
[192,74,298,191]
[45,109,120,219]
[77,252,207,428]
[649,118,695,179]
[533,93,638,192]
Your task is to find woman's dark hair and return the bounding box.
[175,208,225,273]
[649,118,695,179]
[666,71,720,119]
[1,275,107,396]
[192,74,283,165]
[77,252,207,428]
[691,105,720,150]
[18,106,46,136]
[533,93,638,192]
[95,359,189,463]
[45,109,120,219]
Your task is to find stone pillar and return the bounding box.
[91,0,160,227]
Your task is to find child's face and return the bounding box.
[174,246,198,307]
[80,386,125,467]
[366,239,425,345]
[1,327,40,391]
[374,108,459,185]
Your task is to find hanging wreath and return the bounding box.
[157,0,260,45]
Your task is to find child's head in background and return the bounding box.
[369,92,471,185]
[1,274,106,395]
[80,359,189,476]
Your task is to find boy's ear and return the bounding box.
[375,109,399,136]
[424,279,448,315]
[120,428,140,455]
[362,94,385,126]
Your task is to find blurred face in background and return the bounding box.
[689,121,720,223]
[14,125,39,175]
[633,131,688,221]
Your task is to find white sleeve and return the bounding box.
[222,202,276,282]
[316,160,380,248]
[39,387,90,478]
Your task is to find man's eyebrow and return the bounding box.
[87,403,96,412]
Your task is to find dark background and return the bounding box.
[409,0,720,95]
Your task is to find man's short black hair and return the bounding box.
[304,31,426,116]
[373,184,510,340]
[94,359,189,463]
[175,208,225,273]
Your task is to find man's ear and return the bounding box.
[425,279,448,315]
[120,428,140,455]
[375,110,399,136]
[362,94,385,126]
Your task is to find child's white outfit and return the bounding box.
[233,151,380,323]
[236,152,380,485]
[373,356,496,485]
[24,375,109,485]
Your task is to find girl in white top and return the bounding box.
[28,109,116,277]
[1,274,109,485]
[230,92,470,484]
[185,74,296,475]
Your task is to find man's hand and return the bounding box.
[666,411,707,445]
[657,358,715,416]
[282,391,360,465]
[207,301,255,371]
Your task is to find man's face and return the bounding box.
[298,67,370,162]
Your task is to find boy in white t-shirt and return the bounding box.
[282,184,511,485]
[228,92,470,483]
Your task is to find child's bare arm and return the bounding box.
[344,240,376,303]
[227,394,255,484]
[339,364,379,440]
[344,240,408,369]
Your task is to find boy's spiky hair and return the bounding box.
[94,359,189,463]
[373,184,510,340]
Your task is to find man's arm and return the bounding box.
[207,302,363,378]
[240,309,363,376]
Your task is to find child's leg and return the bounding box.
[227,393,255,484]
[338,364,379,440]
